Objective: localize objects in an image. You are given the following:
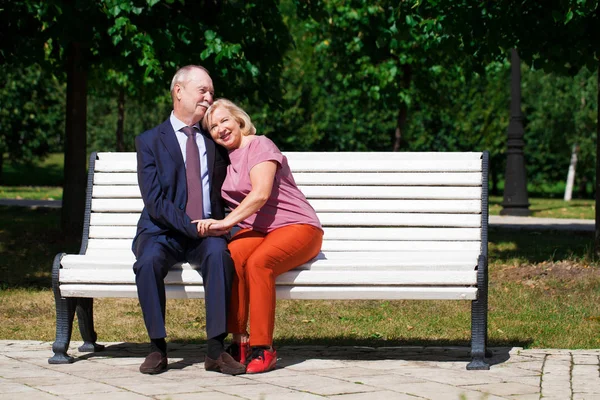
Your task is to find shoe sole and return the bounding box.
[205,364,246,376]
[246,360,276,374]
[139,365,167,374]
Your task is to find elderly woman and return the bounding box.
[196,99,323,374]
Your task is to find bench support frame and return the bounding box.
[49,154,104,364]
[467,151,490,370]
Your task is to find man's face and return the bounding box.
[174,69,214,124]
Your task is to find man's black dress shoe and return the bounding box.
[205,351,246,375]
[139,351,168,374]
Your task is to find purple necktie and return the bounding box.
[181,126,203,220]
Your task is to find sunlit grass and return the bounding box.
[0,186,62,200]
[490,196,594,219]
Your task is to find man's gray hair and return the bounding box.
[170,65,210,93]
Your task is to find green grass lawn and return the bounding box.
[489,196,594,219]
[0,205,598,349]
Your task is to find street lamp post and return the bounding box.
[500,49,531,216]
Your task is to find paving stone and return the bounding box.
[0,382,40,393]
[61,390,153,400]
[104,379,213,396]
[264,374,378,396]
[573,355,599,365]
[0,364,68,379]
[507,394,541,400]
[206,381,324,399]
[465,382,539,396]
[154,392,246,400]
[336,373,426,387]
[35,381,125,396]
[1,390,61,400]
[573,394,600,400]
[281,358,348,370]
[572,364,600,378]
[423,369,505,386]
[495,374,541,387]
[511,360,544,371]
[14,374,91,386]
[325,391,423,400]
[307,366,395,380]
[365,381,506,400]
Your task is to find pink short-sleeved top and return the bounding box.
[221,135,322,234]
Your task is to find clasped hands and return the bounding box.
[192,219,231,237]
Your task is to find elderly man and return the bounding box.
[132,65,244,375]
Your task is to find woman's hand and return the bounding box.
[192,219,230,237]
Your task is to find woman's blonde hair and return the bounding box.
[202,99,256,136]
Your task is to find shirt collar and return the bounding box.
[170,111,200,133]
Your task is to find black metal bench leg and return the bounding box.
[49,294,77,363]
[467,255,490,370]
[48,253,76,364]
[76,298,105,352]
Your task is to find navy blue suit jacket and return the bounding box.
[132,118,229,254]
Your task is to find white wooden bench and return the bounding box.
[49,151,490,370]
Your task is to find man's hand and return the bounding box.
[192,219,231,237]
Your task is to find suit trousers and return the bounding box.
[226,224,323,347]
[133,234,234,340]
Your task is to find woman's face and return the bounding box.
[208,107,243,150]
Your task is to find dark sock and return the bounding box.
[150,338,167,356]
[206,332,227,359]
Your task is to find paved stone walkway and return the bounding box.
[1,341,599,399]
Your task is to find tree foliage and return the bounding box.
[0,64,65,183]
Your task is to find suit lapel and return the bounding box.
[159,120,185,168]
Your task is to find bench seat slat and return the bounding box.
[61,251,478,270]
[85,240,481,253]
[87,228,482,247]
[60,269,477,286]
[59,284,478,300]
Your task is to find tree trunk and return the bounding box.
[61,41,88,241]
[595,59,600,256]
[116,87,125,152]
[393,64,412,152]
[0,152,4,185]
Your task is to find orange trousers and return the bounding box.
[226,224,323,347]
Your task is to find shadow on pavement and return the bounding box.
[73,340,524,369]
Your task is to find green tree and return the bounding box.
[0,64,65,183]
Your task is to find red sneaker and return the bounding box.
[226,342,250,365]
[246,347,277,374]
